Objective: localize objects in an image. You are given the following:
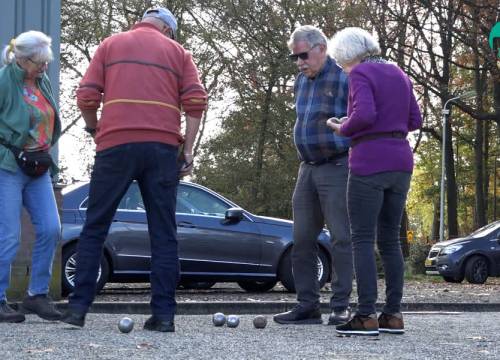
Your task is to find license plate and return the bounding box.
[425,259,433,267]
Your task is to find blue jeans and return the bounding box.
[347,171,411,315]
[68,142,179,321]
[292,155,353,310]
[0,169,61,301]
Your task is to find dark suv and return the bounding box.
[425,220,500,284]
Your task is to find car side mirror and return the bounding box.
[222,208,244,224]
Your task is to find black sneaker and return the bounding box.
[336,313,379,336]
[20,294,62,321]
[378,312,405,334]
[328,307,351,325]
[273,305,322,325]
[59,309,86,328]
[144,316,175,332]
[0,300,25,323]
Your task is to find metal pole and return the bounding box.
[439,110,448,242]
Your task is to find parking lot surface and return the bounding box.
[1,312,499,359]
[96,278,500,304]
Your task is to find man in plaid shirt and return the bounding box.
[274,25,353,326]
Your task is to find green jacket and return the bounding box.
[0,62,61,174]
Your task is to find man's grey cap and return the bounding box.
[142,7,177,34]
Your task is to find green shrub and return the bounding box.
[408,241,432,275]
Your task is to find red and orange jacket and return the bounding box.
[76,22,207,151]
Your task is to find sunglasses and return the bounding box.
[288,44,319,62]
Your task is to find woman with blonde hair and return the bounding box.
[0,30,62,322]
[327,27,422,336]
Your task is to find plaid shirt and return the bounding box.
[293,56,350,163]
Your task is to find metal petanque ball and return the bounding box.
[212,312,226,327]
[253,315,267,329]
[118,317,134,333]
[226,315,240,328]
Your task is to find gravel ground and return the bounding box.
[1,312,499,359]
[94,277,500,304]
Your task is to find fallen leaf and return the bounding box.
[26,348,54,354]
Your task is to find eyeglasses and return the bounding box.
[27,58,48,67]
[288,44,319,62]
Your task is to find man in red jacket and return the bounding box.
[60,7,207,332]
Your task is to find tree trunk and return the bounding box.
[483,122,489,222]
[431,199,440,242]
[440,0,458,238]
[474,118,486,228]
[251,72,277,206]
[472,7,486,228]
[399,208,409,257]
[494,129,498,221]
[494,63,500,220]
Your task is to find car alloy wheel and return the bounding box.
[279,248,330,292]
[464,255,489,284]
[317,256,325,282]
[64,253,102,288]
[62,243,109,296]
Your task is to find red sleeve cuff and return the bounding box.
[77,99,101,111]
[185,109,204,118]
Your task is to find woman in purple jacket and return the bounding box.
[327,27,422,336]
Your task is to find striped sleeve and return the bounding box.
[180,51,207,118]
[76,42,106,111]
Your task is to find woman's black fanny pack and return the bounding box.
[0,139,53,177]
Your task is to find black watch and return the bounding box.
[84,126,96,135]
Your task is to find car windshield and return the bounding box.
[467,221,500,239]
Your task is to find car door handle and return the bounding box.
[177,221,196,228]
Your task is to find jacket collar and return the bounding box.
[305,56,336,81]
[9,61,27,82]
[131,22,163,34]
[317,56,336,78]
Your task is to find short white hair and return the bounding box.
[329,27,380,66]
[288,25,327,50]
[2,30,53,66]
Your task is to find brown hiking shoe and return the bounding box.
[378,312,405,334]
[336,313,379,336]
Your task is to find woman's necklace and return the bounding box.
[23,83,38,102]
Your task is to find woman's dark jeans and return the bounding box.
[347,171,411,315]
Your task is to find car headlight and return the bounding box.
[440,244,463,255]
